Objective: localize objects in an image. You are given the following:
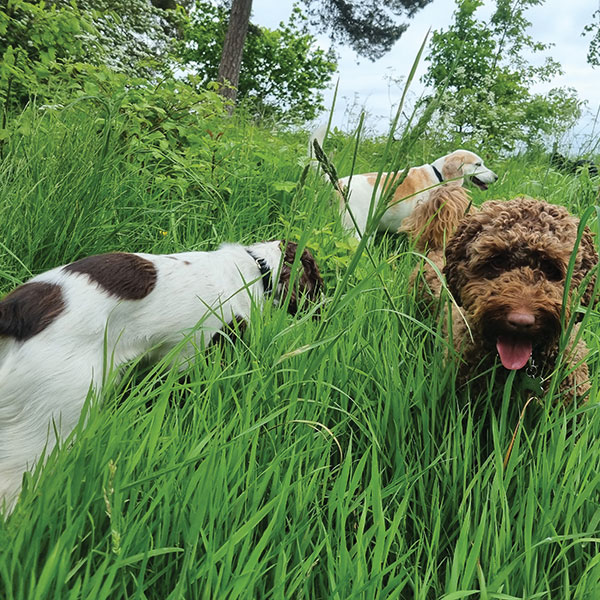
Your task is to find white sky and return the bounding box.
[252,0,600,147]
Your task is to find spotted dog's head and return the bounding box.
[277,241,324,315]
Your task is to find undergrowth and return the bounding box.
[0,99,599,599]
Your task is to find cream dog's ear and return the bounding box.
[441,154,467,181]
[400,185,472,251]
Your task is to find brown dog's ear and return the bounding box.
[279,241,324,315]
[572,226,598,307]
[443,215,485,306]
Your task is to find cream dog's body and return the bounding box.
[310,127,497,237]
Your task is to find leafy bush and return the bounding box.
[0,0,101,117]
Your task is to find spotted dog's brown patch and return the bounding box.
[63,253,157,300]
[0,282,65,340]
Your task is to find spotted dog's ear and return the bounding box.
[279,241,324,315]
[209,315,248,348]
[572,226,598,308]
[297,245,324,300]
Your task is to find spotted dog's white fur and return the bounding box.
[0,240,322,512]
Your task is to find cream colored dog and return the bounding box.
[310,127,497,238]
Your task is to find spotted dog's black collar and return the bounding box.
[431,164,444,183]
[245,250,273,296]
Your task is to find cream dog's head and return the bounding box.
[433,150,498,190]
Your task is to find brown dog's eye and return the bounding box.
[488,254,509,271]
[539,259,563,281]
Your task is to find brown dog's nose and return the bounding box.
[507,311,535,328]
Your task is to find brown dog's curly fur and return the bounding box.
[415,197,598,401]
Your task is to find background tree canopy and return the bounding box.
[301,0,434,60]
[1,0,338,123]
[0,0,592,152]
[45,0,189,75]
[208,0,435,114]
[182,3,337,122]
[420,0,584,152]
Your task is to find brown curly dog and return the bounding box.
[413,196,598,401]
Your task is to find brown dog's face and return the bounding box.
[443,198,597,370]
[277,241,324,315]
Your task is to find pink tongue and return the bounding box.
[496,336,532,370]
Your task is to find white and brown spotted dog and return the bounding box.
[0,240,322,511]
[310,126,497,238]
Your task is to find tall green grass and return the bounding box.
[0,100,600,599]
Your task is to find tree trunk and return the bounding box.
[217,0,253,111]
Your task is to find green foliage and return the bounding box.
[182,3,337,122]
[0,0,196,132]
[0,0,100,65]
[0,0,187,94]
[583,7,600,67]
[46,0,188,76]
[110,75,232,203]
[1,0,334,128]
[0,55,230,170]
[421,0,584,152]
[0,0,235,180]
[0,0,101,115]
